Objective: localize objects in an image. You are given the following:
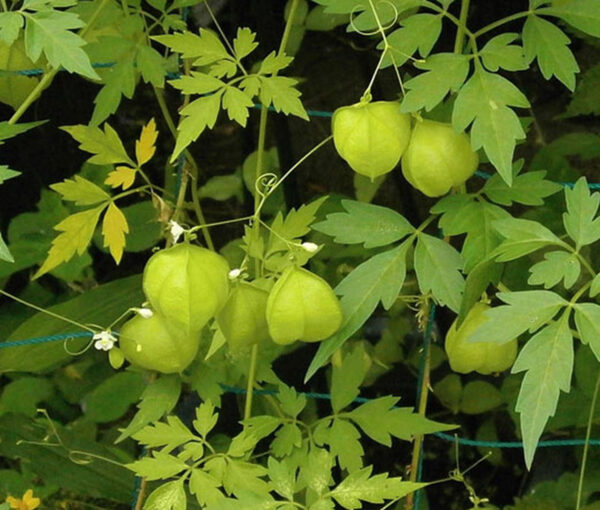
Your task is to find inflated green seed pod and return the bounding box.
[217,282,270,352]
[332,101,412,180]
[445,303,517,375]
[142,243,229,332]
[401,119,479,197]
[119,313,200,374]
[266,266,343,345]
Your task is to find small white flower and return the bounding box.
[135,307,154,319]
[301,242,319,253]
[169,220,185,243]
[228,268,242,280]
[93,330,117,351]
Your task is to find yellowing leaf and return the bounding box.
[136,118,158,166]
[51,175,110,205]
[102,202,129,264]
[105,166,137,190]
[34,205,105,279]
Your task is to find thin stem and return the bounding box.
[153,83,214,249]
[243,344,260,422]
[278,0,301,55]
[404,311,432,510]
[0,289,96,333]
[575,369,600,510]
[1,0,8,12]
[8,71,56,125]
[204,2,248,76]
[453,0,471,54]
[473,10,531,39]
[254,135,333,218]
[134,477,148,510]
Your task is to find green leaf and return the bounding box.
[0,12,24,45]
[467,290,568,345]
[258,76,309,120]
[414,233,464,312]
[459,381,504,414]
[353,173,385,203]
[170,72,225,95]
[0,376,53,417]
[563,64,600,117]
[453,68,530,184]
[144,480,186,510]
[563,177,600,247]
[434,197,510,272]
[0,233,13,263]
[193,401,219,438]
[480,33,527,72]
[0,165,21,184]
[90,58,136,126]
[127,451,188,480]
[153,29,229,64]
[136,45,165,87]
[342,0,420,32]
[50,175,110,206]
[233,27,258,61]
[258,51,293,75]
[190,469,224,506]
[401,53,470,112]
[490,218,563,261]
[382,13,442,67]
[300,447,334,495]
[271,423,302,457]
[33,205,105,278]
[591,274,600,298]
[306,242,410,381]
[312,200,413,248]
[132,416,195,452]
[23,10,99,79]
[482,169,561,206]
[222,459,269,497]
[222,86,253,126]
[458,258,502,325]
[0,120,46,143]
[327,419,364,472]
[331,346,369,412]
[116,374,181,442]
[62,123,134,166]
[171,92,222,162]
[348,396,456,445]
[543,0,600,37]
[512,317,573,468]
[331,466,426,509]
[82,372,145,423]
[268,457,296,501]
[199,173,243,202]
[522,15,579,90]
[574,303,600,361]
[528,250,580,289]
[274,385,305,419]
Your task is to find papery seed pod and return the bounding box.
[445,303,517,375]
[401,119,479,197]
[143,243,229,332]
[119,313,200,374]
[266,266,343,345]
[217,282,270,352]
[332,101,412,181]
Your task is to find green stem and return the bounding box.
[575,369,600,510]
[473,10,531,39]
[243,344,260,423]
[0,289,96,333]
[1,0,8,12]
[453,0,471,54]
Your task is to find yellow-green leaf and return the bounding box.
[51,175,110,205]
[34,205,105,278]
[102,202,129,264]
[105,166,137,190]
[136,118,158,166]
[61,123,134,166]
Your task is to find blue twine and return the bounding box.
[0,331,92,348]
